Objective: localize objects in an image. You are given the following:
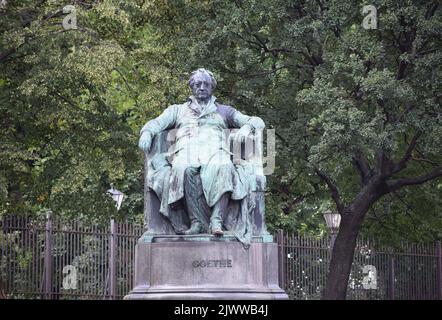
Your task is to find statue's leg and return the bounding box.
[183,166,210,234]
[210,192,230,236]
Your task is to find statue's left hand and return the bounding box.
[230,124,253,146]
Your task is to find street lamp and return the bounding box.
[323,210,341,254]
[107,185,125,211]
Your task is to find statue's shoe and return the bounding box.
[183,223,203,235]
[211,227,224,237]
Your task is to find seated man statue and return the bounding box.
[138,68,265,241]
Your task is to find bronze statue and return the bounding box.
[139,68,269,245]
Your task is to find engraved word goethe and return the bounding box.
[192,259,233,268]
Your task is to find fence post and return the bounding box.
[436,241,442,300]
[388,253,395,300]
[43,211,53,300]
[109,219,117,300]
[277,229,285,290]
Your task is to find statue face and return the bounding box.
[190,72,214,102]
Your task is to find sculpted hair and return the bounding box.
[188,68,217,89]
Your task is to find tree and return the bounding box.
[297,0,442,299]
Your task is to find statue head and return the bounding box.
[188,68,217,103]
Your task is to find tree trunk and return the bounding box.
[322,211,365,299]
[322,179,386,299]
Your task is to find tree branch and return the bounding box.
[313,167,344,214]
[115,68,140,109]
[375,150,394,177]
[387,166,442,192]
[411,156,440,167]
[392,131,422,174]
[425,2,439,20]
[222,64,288,79]
[352,149,371,184]
[52,91,89,116]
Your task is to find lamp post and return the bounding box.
[323,210,341,256]
[106,185,124,300]
[107,185,125,211]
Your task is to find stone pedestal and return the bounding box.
[124,235,288,300]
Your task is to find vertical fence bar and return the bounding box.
[23,216,28,295]
[109,219,117,300]
[120,223,124,298]
[388,253,395,300]
[43,212,53,299]
[3,217,8,297]
[0,218,6,298]
[277,229,285,290]
[102,223,106,299]
[75,220,80,299]
[31,217,36,297]
[10,216,15,296]
[436,241,442,300]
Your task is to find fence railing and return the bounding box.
[0,214,142,299]
[1,215,441,300]
[276,230,442,300]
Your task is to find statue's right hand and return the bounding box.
[139,131,152,152]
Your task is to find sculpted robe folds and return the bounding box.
[141,96,265,244]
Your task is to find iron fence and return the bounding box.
[0,214,142,299]
[1,215,441,300]
[276,230,442,300]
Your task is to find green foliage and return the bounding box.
[1,0,441,243]
[0,0,173,222]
